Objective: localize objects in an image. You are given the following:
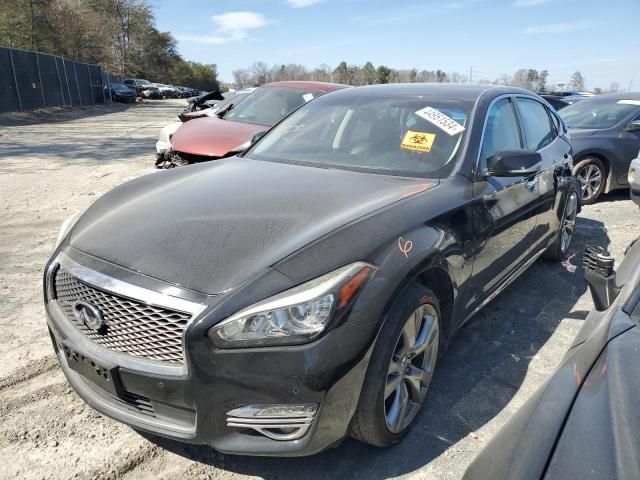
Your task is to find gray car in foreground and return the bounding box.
[560,92,640,204]
[464,223,640,478]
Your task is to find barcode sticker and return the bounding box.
[414,107,465,136]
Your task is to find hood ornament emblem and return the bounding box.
[72,301,106,332]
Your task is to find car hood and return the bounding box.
[69,159,436,295]
[170,116,266,158]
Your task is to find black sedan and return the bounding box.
[104,83,136,103]
[560,92,640,203]
[44,84,579,456]
[464,235,640,480]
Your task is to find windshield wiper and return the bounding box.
[217,103,235,119]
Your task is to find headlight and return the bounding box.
[54,211,82,250]
[208,262,375,348]
[629,165,637,186]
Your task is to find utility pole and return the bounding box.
[469,66,473,84]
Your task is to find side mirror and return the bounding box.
[486,149,542,177]
[625,120,640,133]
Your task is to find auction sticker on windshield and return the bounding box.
[303,93,314,102]
[400,131,436,153]
[415,107,465,136]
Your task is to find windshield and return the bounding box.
[224,86,322,126]
[212,93,247,111]
[560,99,639,129]
[110,83,129,90]
[137,79,152,85]
[246,94,472,178]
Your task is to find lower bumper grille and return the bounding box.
[53,266,192,364]
[226,405,317,441]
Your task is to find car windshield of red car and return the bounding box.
[223,87,322,126]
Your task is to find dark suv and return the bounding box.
[560,92,640,203]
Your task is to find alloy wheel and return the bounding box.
[384,304,439,434]
[576,164,603,202]
[560,192,578,253]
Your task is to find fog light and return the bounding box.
[226,404,318,441]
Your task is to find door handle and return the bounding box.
[524,176,538,190]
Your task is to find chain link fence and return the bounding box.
[0,46,120,113]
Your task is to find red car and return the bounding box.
[159,81,348,168]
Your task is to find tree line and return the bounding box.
[0,0,220,91]
[234,61,620,94]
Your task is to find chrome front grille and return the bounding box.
[53,267,192,364]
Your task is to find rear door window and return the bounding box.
[516,97,557,151]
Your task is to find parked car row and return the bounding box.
[105,78,205,102]
[47,82,586,458]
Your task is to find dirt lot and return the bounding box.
[0,99,638,480]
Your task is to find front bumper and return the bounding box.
[45,250,374,456]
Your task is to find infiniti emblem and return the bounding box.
[72,301,106,332]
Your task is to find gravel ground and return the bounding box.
[0,99,638,480]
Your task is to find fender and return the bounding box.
[364,223,467,344]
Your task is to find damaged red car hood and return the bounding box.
[170,116,266,158]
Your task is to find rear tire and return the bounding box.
[352,283,441,447]
[573,157,605,204]
[544,184,579,260]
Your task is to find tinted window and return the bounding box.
[224,87,323,127]
[480,98,522,165]
[247,94,472,178]
[560,99,640,129]
[517,98,555,150]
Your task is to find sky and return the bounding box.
[154,0,640,90]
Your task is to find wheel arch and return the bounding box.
[416,266,455,345]
[573,151,613,190]
[374,252,458,351]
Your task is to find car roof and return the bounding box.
[570,91,640,103]
[263,81,349,93]
[321,83,532,101]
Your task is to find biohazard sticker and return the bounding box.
[400,131,436,153]
[414,107,465,136]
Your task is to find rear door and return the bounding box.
[465,96,541,315]
[514,96,572,247]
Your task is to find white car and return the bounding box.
[155,90,253,162]
[630,151,640,206]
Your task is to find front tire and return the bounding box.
[352,283,441,447]
[574,157,605,204]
